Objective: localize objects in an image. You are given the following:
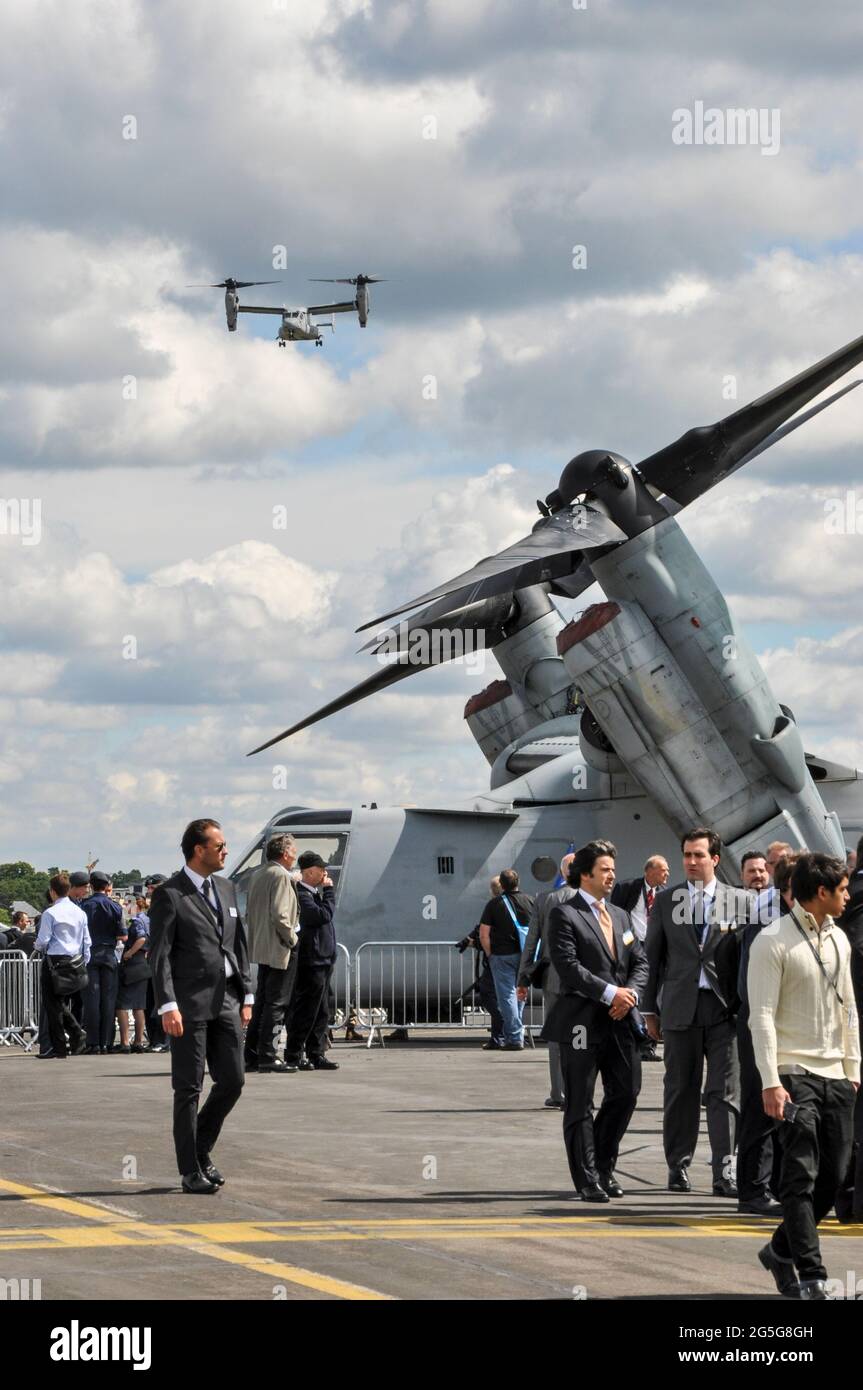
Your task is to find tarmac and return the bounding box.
[2,1033,862,1302]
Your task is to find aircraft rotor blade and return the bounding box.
[638,329,863,507]
[356,505,625,632]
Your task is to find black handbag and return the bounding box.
[47,953,88,996]
[120,954,151,986]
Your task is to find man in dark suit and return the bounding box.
[643,826,747,1197]
[517,853,576,1108]
[612,856,670,1061]
[149,818,253,1194]
[541,840,648,1202]
[284,852,339,1071]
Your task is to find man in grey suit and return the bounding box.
[644,826,748,1197]
[243,833,299,1074]
[517,852,576,1109]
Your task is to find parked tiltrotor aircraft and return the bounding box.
[230,327,863,967]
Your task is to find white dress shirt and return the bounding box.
[158,867,254,1015]
[579,887,635,1007]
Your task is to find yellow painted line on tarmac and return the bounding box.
[0,1177,390,1301]
[1,1215,861,1251]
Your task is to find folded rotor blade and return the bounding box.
[248,599,509,755]
[638,330,863,507]
[356,505,625,632]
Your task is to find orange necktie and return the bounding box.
[597,900,616,958]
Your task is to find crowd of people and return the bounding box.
[471,829,862,1301]
[16,817,863,1297]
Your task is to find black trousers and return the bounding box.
[560,1021,641,1189]
[835,1082,863,1222]
[478,962,504,1045]
[662,990,739,1182]
[41,959,85,1058]
[735,1014,780,1201]
[84,961,119,1050]
[169,983,245,1177]
[770,1072,855,1281]
[146,979,166,1046]
[246,956,299,1064]
[285,962,333,1059]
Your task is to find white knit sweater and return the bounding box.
[748,903,860,1091]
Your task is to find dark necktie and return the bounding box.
[201,878,222,933]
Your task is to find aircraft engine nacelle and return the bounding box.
[557,519,845,872]
[224,288,239,331]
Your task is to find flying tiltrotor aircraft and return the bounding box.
[188,273,385,347]
[229,326,863,976]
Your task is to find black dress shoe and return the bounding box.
[244,1053,259,1072]
[35,1051,56,1059]
[758,1241,798,1296]
[668,1168,692,1192]
[181,1171,218,1195]
[307,1055,339,1070]
[599,1173,625,1198]
[482,1041,503,1050]
[258,1059,292,1073]
[712,1178,738,1198]
[502,1042,524,1051]
[82,1045,100,1056]
[197,1158,225,1187]
[579,1183,611,1203]
[797,1279,828,1300]
[738,1194,782,1216]
[544,1097,565,1109]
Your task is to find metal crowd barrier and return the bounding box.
[0,950,35,1049]
[331,942,351,1024]
[353,941,546,1047]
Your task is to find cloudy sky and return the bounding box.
[3,0,863,872]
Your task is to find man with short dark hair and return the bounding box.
[741,852,769,893]
[149,819,253,1193]
[81,871,126,1054]
[480,868,533,1050]
[244,834,299,1073]
[733,855,799,1216]
[751,852,860,1298]
[35,874,90,1059]
[644,827,748,1196]
[541,840,647,1200]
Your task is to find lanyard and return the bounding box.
[790,917,844,1007]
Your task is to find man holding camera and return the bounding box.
[749,852,860,1299]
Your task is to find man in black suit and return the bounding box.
[149,818,253,1194]
[284,852,339,1071]
[541,840,648,1202]
[643,826,747,1197]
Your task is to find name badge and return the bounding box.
[229,907,238,918]
[622,929,635,946]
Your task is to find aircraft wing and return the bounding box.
[638,330,863,507]
[237,304,288,316]
[307,300,357,316]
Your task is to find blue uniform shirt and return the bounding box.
[81,892,126,965]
